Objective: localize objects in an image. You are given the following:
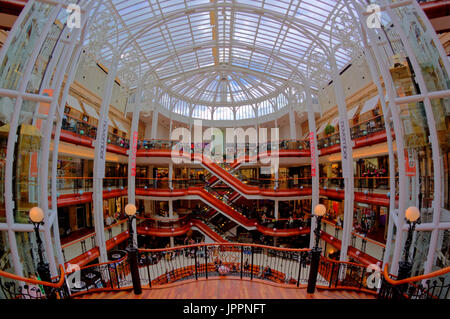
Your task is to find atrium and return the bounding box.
[0,0,449,301]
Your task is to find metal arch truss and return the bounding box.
[86,1,363,90]
[1,0,450,283]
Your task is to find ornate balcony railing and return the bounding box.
[378,264,450,299]
[61,114,130,149]
[317,115,386,150]
[53,177,128,193]
[0,265,69,299]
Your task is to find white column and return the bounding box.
[38,36,79,276]
[128,87,143,247]
[387,6,444,275]
[169,200,174,247]
[289,106,297,141]
[169,200,174,218]
[305,85,320,249]
[361,45,397,268]
[2,3,62,277]
[151,109,159,140]
[329,55,354,262]
[274,200,279,220]
[354,1,409,275]
[93,54,119,263]
[169,162,173,190]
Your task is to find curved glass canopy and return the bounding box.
[86,0,361,120]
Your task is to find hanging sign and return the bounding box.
[96,117,109,179]
[405,149,416,177]
[130,131,138,177]
[309,132,316,177]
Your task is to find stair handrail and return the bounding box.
[0,264,66,289]
[138,242,311,253]
[382,264,450,286]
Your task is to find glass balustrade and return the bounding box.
[317,115,386,150]
[321,219,386,262]
[61,114,130,149]
[61,219,128,264]
[52,177,128,195]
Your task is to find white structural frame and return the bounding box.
[0,0,449,281]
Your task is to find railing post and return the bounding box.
[329,262,335,288]
[126,246,142,294]
[307,247,322,294]
[107,264,114,289]
[335,263,341,288]
[194,247,198,280]
[146,262,151,288]
[250,246,254,280]
[297,253,302,287]
[240,245,244,280]
[114,264,120,289]
[205,246,208,279]
[359,268,366,290]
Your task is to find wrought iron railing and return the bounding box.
[61,114,130,149]
[317,115,386,149]
[378,264,450,299]
[316,258,379,293]
[0,265,69,299]
[137,243,312,287]
[66,255,132,295]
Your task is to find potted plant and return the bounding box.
[324,124,335,136]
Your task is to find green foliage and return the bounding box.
[324,124,335,135]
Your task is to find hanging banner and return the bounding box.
[96,117,109,179]
[309,132,316,177]
[130,131,138,177]
[339,119,351,177]
[405,149,416,177]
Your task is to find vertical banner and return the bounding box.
[130,131,138,176]
[96,117,109,179]
[309,132,316,177]
[405,149,416,176]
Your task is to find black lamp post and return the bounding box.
[307,204,326,294]
[29,207,54,298]
[398,206,421,280]
[125,203,142,295]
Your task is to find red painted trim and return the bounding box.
[420,0,450,19]
[55,189,127,207]
[320,232,380,266]
[65,232,129,267]
[59,129,128,155]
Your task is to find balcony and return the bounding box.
[60,114,129,155]
[317,115,387,155]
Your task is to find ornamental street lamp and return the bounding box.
[124,203,142,295]
[307,204,326,294]
[398,206,421,280]
[29,207,54,298]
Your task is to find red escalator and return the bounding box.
[190,219,228,243]
[188,187,257,229]
[189,187,310,236]
[195,154,310,197]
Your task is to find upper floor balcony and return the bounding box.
[59,114,130,155]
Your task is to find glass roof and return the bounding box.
[85,0,361,120]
